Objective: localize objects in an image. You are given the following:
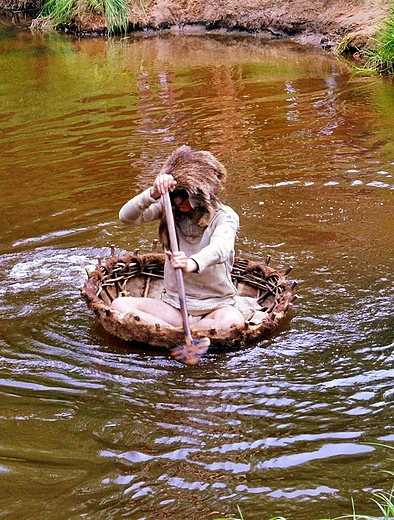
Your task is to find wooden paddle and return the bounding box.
[162,191,210,365]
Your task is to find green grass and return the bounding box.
[361,6,394,74]
[334,8,394,75]
[38,0,145,34]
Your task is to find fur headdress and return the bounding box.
[158,145,228,249]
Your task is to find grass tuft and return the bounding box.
[362,6,394,74]
[38,0,145,34]
[335,33,357,55]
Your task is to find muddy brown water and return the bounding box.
[1,25,394,520]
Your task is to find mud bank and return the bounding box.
[125,0,390,51]
[1,0,390,51]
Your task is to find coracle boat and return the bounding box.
[80,243,297,355]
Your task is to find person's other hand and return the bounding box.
[165,251,198,273]
[150,173,177,199]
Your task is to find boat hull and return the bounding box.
[80,249,296,350]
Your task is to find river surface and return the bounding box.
[0,22,394,520]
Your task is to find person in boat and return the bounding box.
[111,145,245,332]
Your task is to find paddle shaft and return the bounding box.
[162,191,193,341]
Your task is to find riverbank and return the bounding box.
[126,0,390,52]
[0,0,390,52]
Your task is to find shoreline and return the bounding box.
[0,0,390,53]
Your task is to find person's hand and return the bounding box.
[150,173,177,199]
[165,251,198,273]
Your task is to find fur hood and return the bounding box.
[159,146,228,248]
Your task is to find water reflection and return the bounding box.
[0,27,393,520]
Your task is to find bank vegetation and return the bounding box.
[1,0,392,70]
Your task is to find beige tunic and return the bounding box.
[119,188,239,314]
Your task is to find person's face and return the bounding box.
[172,190,191,213]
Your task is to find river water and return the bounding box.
[1,22,394,520]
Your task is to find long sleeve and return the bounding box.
[162,205,240,312]
[119,188,163,225]
[189,208,239,273]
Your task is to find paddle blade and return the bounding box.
[171,337,210,365]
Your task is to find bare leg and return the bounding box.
[195,306,244,331]
[111,296,183,327]
[111,298,244,331]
